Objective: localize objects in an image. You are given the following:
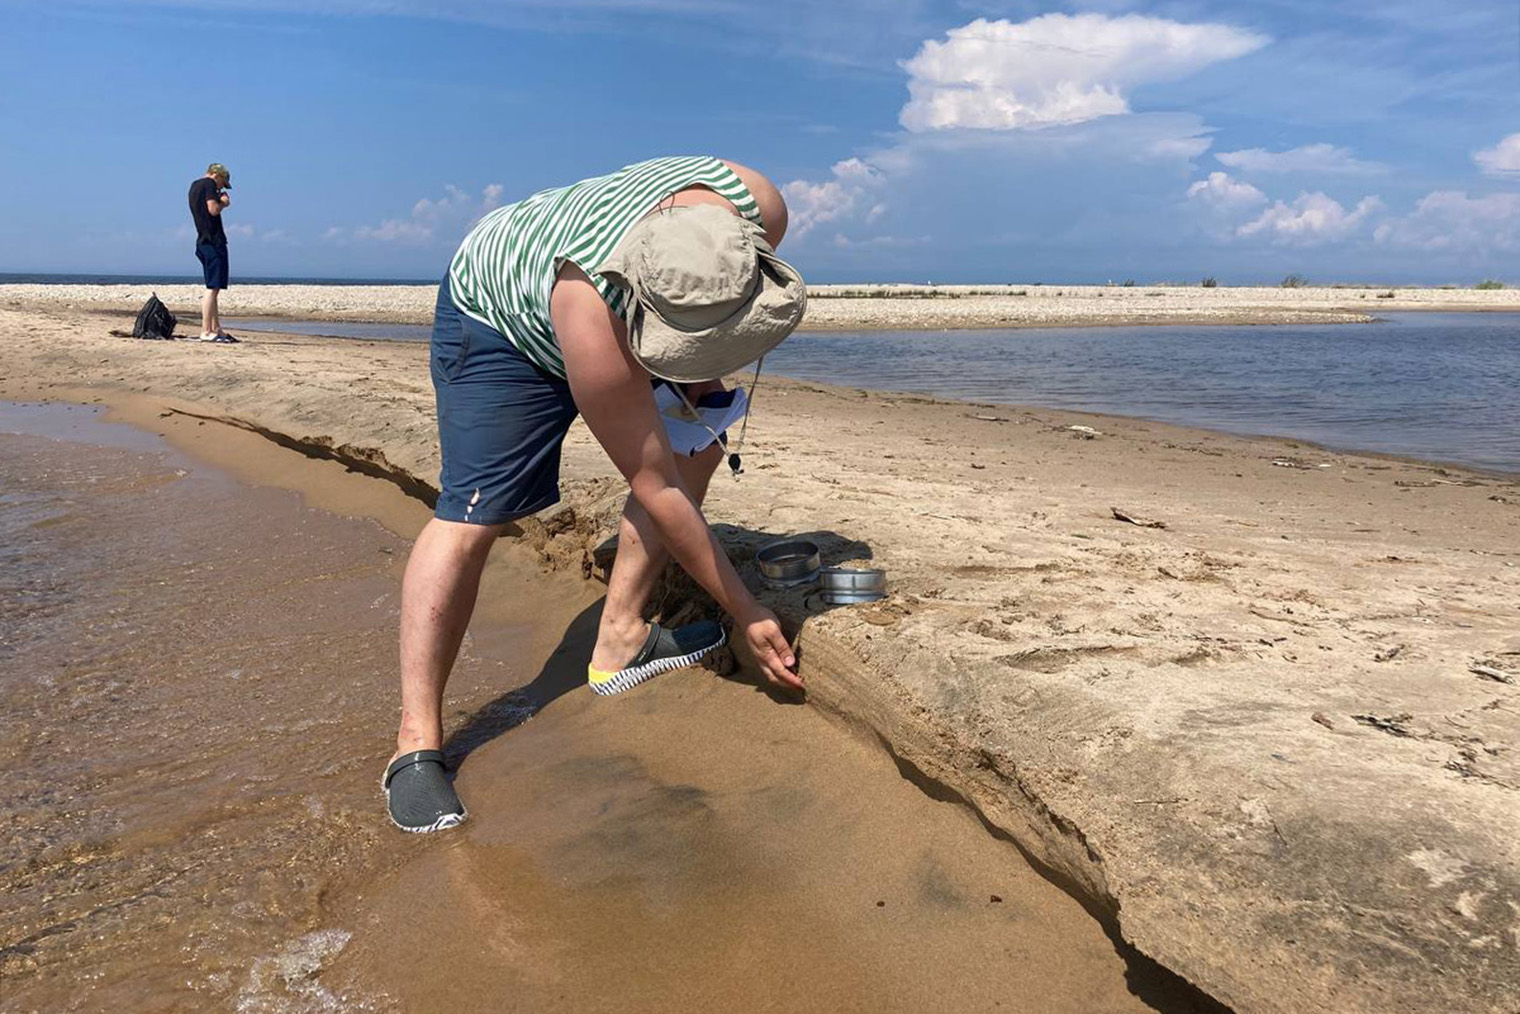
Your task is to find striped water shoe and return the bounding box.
[588,620,725,696]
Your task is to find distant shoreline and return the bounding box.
[0,273,439,287]
[8,280,1520,331]
[2,273,1511,291]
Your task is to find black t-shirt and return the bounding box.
[188,177,227,245]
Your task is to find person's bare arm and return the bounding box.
[552,262,801,689]
[207,193,229,217]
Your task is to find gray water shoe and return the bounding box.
[384,750,467,833]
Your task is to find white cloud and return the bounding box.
[898,14,1268,132]
[783,112,1214,254]
[1474,133,1520,178]
[1374,191,1520,252]
[1237,191,1383,245]
[214,223,296,244]
[1216,143,1384,175]
[781,158,883,238]
[1187,171,1267,209]
[351,219,432,244]
[1149,135,1214,161]
[331,183,503,245]
[411,183,504,226]
[830,232,928,250]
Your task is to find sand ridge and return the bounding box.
[3,303,1519,1013]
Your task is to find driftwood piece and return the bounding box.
[1470,663,1516,685]
[1111,507,1167,529]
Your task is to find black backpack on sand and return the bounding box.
[132,293,177,340]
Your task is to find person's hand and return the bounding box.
[738,604,802,691]
[219,192,230,206]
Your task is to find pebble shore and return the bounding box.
[6,282,1517,329]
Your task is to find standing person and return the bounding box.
[384,156,807,833]
[187,163,236,343]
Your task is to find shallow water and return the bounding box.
[327,670,1203,1014]
[228,311,1520,474]
[227,317,433,342]
[770,312,1520,475]
[0,401,1209,1014]
[0,404,432,1012]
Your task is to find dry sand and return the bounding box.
[6,280,1520,329]
[3,301,1519,1014]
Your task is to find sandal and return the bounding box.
[383,750,467,833]
[587,620,725,696]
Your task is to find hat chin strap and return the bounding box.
[669,356,764,481]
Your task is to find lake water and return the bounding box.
[226,312,1520,475]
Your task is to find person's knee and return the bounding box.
[428,517,505,559]
[690,443,723,476]
[673,444,724,503]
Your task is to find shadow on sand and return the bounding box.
[435,522,1223,1013]
[441,522,873,770]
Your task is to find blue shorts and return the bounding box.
[196,242,228,290]
[430,277,580,525]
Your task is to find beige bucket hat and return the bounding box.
[598,203,806,382]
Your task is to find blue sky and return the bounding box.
[1,0,1516,283]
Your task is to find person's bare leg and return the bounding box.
[393,518,504,761]
[207,288,221,335]
[590,443,723,671]
[201,288,216,337]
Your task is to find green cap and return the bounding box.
[207,162,231,187]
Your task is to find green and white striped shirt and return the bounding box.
[447,156,762,379]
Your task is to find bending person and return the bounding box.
[385,156,807,833]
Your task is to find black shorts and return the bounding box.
[196,242,229,290]
[430,277,580,525]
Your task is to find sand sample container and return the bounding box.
[818,565,888,604]
[756,538,822,589]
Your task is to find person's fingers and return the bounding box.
[743,617,803,689]
[763,657,803,689]
[756,629,803,689]
[765,627,797,670]
[748,639,785,686]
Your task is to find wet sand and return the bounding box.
[327,613,1202,1014]
[3,304,1519,1014]
[0,403,1204,1013]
